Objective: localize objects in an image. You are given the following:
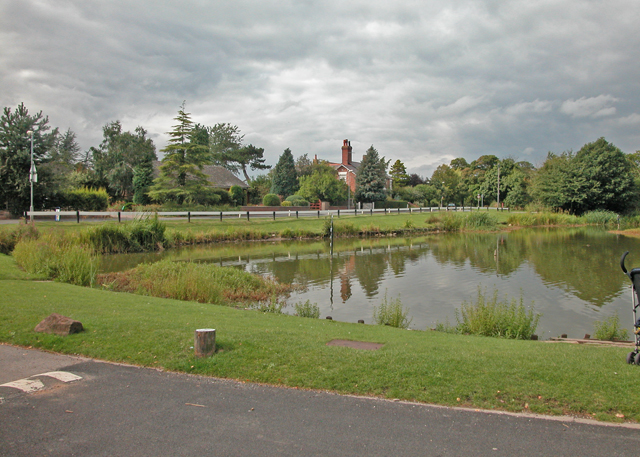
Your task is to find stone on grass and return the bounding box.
[34,313,84,336]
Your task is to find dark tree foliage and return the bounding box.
[208,123,269,184]
[90,121,157,200]
[407,173,425,186]
[0,103,57,215]
[297,163,348,205]
[355,145,387,203]
[149,103,213,205]
[389,159,410,188]
[532,138,636,214]
[270,148,298,197]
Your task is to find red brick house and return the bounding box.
[317,139,391,194]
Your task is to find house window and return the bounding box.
[338,172,347,182]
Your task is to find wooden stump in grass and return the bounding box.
[194,329,216,357]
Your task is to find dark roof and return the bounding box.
[328,161,360,173]
[153,161,249,189]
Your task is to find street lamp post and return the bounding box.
[27,130,34,224]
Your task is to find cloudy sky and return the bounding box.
[2,0,640,178]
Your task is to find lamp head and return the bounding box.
[26,130,33,135]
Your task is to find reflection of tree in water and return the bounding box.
[523,228,630,306]
[353,251,388,297]
[429,232,526,276]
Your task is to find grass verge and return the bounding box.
[1,254,638,423]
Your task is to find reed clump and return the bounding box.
[372,293,412,329]
[12,232,98,286]
[452,287,540,340]
[294,300,320,318]
[97,259,291,306]
[581,210,619,226]
[0,224,39,254]
[593,312,628,341]
[506,212,578,226]
[81,216,166,253]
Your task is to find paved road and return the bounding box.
[1,344,639,457]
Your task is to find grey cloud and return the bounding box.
[2,0,640,179]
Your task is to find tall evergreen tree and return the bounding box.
[389,159,410,188]
[355,145,387,203]
[270,148,298,197]
[148,102,212,204]
[0,103,57,215]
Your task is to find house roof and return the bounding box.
[153,161,249,189]
[327,161,360,173]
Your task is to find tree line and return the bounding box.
[1,101,638,216]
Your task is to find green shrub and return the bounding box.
[294,300,320,318]
[593,312,629,341]
[285,195,310,206]
[263,194,281,206]
[372,293,412,329]
[281,201,292,207]
[228,185,245,206]
[454,287,540,340]
[64,187,109,211]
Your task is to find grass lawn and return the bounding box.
[1,253,638,423]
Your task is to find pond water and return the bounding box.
[100,227,640,339]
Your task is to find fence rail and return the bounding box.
[25,206,508,223]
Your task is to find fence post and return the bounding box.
[76,210,80,223]
[220,211,223,221]
[188,211,191,223]
[337,209,340,218]
[370,208,373,216]
[296,210,299,219]
[118,211,121,223]
[355,208,357,216]
[384,208,387,215]
[246,211,250,221]
[317,210,320,218]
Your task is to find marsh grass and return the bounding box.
[463,211,497,229]
[97,259,291,306]
[251,295,286,314]
[0,224,39,254]
[372,293,412,329]
[81,216,166,253]
[581,210,619,226]
[594,312,629,341]
[454,287,541,340]
[12,232,98,286]
[506,212,579,226]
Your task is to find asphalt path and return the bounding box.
[1,344,639,457]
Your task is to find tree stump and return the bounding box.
[194,329,216,357]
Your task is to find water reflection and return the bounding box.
[100,227,640,338]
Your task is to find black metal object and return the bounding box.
[620,251,640,363]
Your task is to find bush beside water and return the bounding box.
[593,312,629,341]
[294,300,320,318]
[373,293,412,329]
[437,288,541,340]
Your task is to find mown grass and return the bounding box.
[1,260,638,423]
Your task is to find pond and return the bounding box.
[100,227,640,339]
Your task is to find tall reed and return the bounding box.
[454,287,540,340]
[372,293,412,329]
[12,232,98,286]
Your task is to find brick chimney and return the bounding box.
[341,139,352,165]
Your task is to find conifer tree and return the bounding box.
[355,145,387,203]
[148,102,212,204]
[270,148,298,197]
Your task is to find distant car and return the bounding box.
[447,203,456,209]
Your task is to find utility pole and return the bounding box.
[496,165,500,211]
